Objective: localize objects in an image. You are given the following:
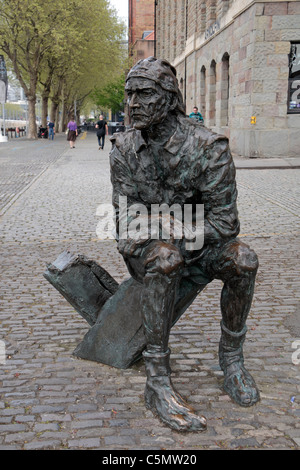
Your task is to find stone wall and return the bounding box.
[156,0,300,158]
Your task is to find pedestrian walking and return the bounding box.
[67,116,78,148]
[48,120,55,140]
[95,115,108,149]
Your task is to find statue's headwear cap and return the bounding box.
[126,57,185,114]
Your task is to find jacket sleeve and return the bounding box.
[197,135,240,243]
[109,134,143,242]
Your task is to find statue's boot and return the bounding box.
[219,321,260,407]
[143,348,207,432]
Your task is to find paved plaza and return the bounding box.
[0,131,299,451]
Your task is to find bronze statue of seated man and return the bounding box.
[109,57,259,431]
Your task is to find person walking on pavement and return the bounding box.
[67,116,78,149]
[95,115,108,150]
[189,106,204,124]
[48,120,55,140]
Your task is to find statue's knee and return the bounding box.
[234,241,259,276]
[218,240,258,280]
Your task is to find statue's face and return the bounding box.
[126,77,172,130]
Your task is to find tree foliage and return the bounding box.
[0,0,126,137]
[91,74,125,113]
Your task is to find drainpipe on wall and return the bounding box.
[184,0,189,108]
[154,0,157,57]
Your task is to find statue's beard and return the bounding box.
[131,106,169,131]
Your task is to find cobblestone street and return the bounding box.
[0,132,299,451]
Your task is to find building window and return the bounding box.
[209,60,216,126]
[288,43,300,114]
[200,66,206,120]
[221,53,230,126]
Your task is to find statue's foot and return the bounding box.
[219,322,260,407]
[223,362,260,407]
[145,376,207,432]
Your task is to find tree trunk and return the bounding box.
[50,100,59,125]
[62,101,69,132]
[41,94,49,127]
[27,97,37,139]
[50,77,63,126]
[59,98,65,132]
[55,105,60,133]
[76,106,80,124]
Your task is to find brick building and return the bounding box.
[129,0,155,61]
[155,0,300,158]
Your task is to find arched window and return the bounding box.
[200,66,206,119]
[221,53,230,126]
[179,77,184,99]
[209,60,216,126]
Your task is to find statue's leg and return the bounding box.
[72,260,208,369]
[131,241,207,432]
[213,239,260,406]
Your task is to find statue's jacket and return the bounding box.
[109,114,240,271]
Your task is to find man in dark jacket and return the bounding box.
[96,115,108,149]
[107,57,259,431]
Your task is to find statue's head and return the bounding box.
[125,57,185,130]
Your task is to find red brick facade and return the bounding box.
[129,0,155,60]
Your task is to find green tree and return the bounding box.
[91,74,126,114]
[57,1,126,127]
[0,0,70,137]
[0,0,126,138]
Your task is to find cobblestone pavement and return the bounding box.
[0,132,299,451]
[0,136,69,216]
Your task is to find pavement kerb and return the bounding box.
[233,156,300,170]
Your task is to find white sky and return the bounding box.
[109,0,128,22]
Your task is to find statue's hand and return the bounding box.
[117,214,193,257]
[118,237,150,257]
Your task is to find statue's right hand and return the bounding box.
[118,237,150,258]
